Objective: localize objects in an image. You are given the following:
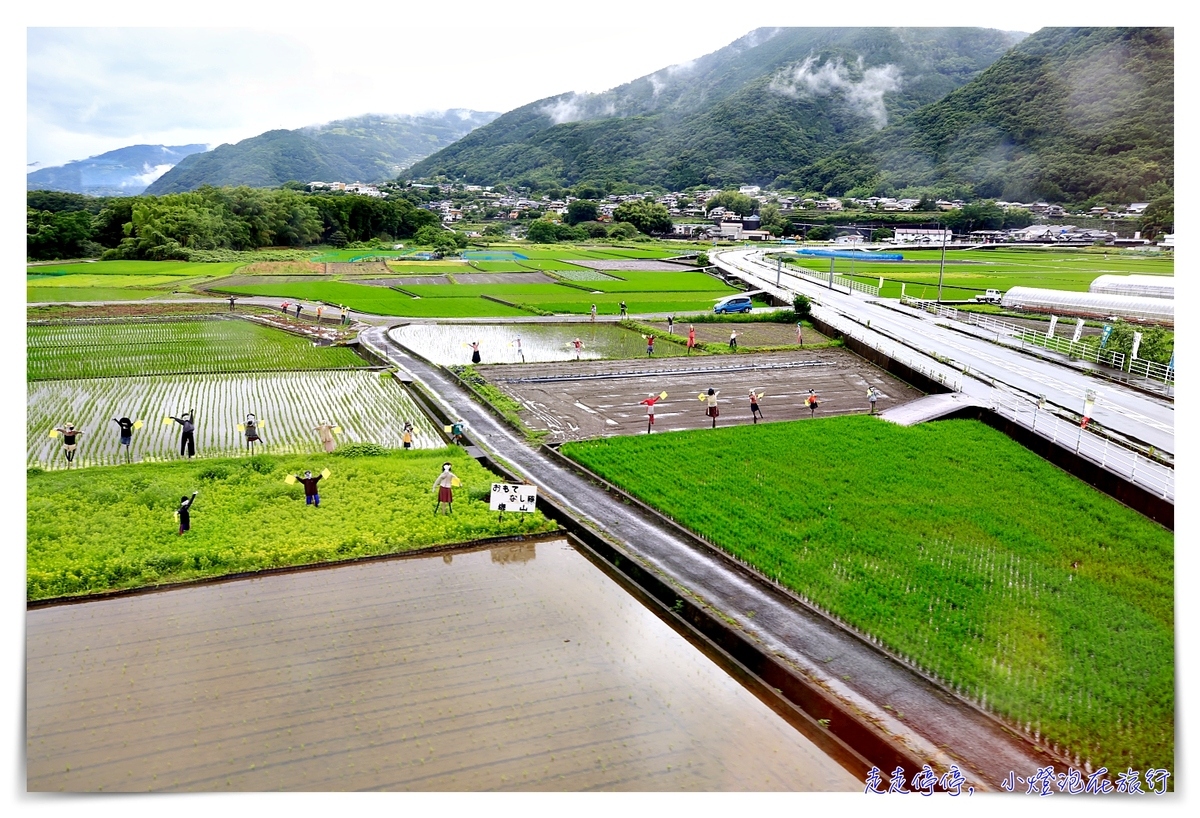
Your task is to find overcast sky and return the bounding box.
[22,1,1165,172]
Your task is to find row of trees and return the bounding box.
[27,187,439,261]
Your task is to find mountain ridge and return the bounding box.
[143,109,499,195]
[403,27,1028,189]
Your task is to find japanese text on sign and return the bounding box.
[490,483,538,512]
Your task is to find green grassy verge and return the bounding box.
[449,365,549,445]
[560,416,1173,774]
[28,319,368,381]
[26,449,556,601]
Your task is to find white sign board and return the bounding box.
[490,483,538,512]
[1046,315,1058,338]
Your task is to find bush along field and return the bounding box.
[560,416,1173,775]
[26,448,557,601]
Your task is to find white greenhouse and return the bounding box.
[1000,287,1174,326]
[1088,274,1175,299]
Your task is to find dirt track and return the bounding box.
[477,348,925,442]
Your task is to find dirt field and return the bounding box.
[477,348,925,442]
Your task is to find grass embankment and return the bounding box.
[560,416,1173,774]
[28,319,368,381]
[27,448,556,601]
[450,365,548,445]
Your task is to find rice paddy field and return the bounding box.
[27,261,244,303]
[28,370,443,468]
[27,318,368,381]
[218,269,740,317]
[561,416,1173,775]
[26,449,556,600]
[779,248,1174,300]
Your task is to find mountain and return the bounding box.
[783,27,1174,202]
[402,28,1027,189]
[145,110,499,195]
[26,144,208,196]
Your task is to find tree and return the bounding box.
[806,225,834,241]
[793,293,812,320]
[758,203,790,237]
[704,190,755,217]
[1139,195,1173,240]
[607,222,638,240]
[870,228,894,242]
[613,200,672,235]
[565,200,599,225]
[482,223,507,237]
[526,219,560,244]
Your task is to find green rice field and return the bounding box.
[780,248,1174,300]
[28,318,368,381]
[26,449,555,600]
[561,416,1173,774]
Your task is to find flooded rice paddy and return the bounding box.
[27,370,443,469]
[27,538,859,791]
[390,323,693,366]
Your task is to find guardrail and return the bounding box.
[787,264,881,297]
[991,393,1174,501]
[725,254,1174,502]
[1128,358,1175,386]
[900,296,1129,371]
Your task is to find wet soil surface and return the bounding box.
[477,349,924,443]
[27,540,858,792]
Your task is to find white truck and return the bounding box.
[974,289,1003,304]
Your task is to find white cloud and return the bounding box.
[769,55,903,129]
[129,163,176,187]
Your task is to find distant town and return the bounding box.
[299,179,1170,248]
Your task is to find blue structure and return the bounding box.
[795,249,905,261]
[461,250,530,261]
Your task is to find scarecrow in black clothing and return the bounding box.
[176,491,198,534]
[287,469,330,507]
[112,416,143,463]
[50,423,84,466]
[168,410,197,458]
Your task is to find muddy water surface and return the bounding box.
[27,539,859,792]
[390,323,693,366]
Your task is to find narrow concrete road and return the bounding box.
[359,325,1057,791]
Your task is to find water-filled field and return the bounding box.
[27,538,860,791]
[390,323,695,365]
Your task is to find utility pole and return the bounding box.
[936,220,948,303]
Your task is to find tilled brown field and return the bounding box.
[27,539,859,792]
[477,349,924,442]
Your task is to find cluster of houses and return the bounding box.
[302,178,1166,246]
